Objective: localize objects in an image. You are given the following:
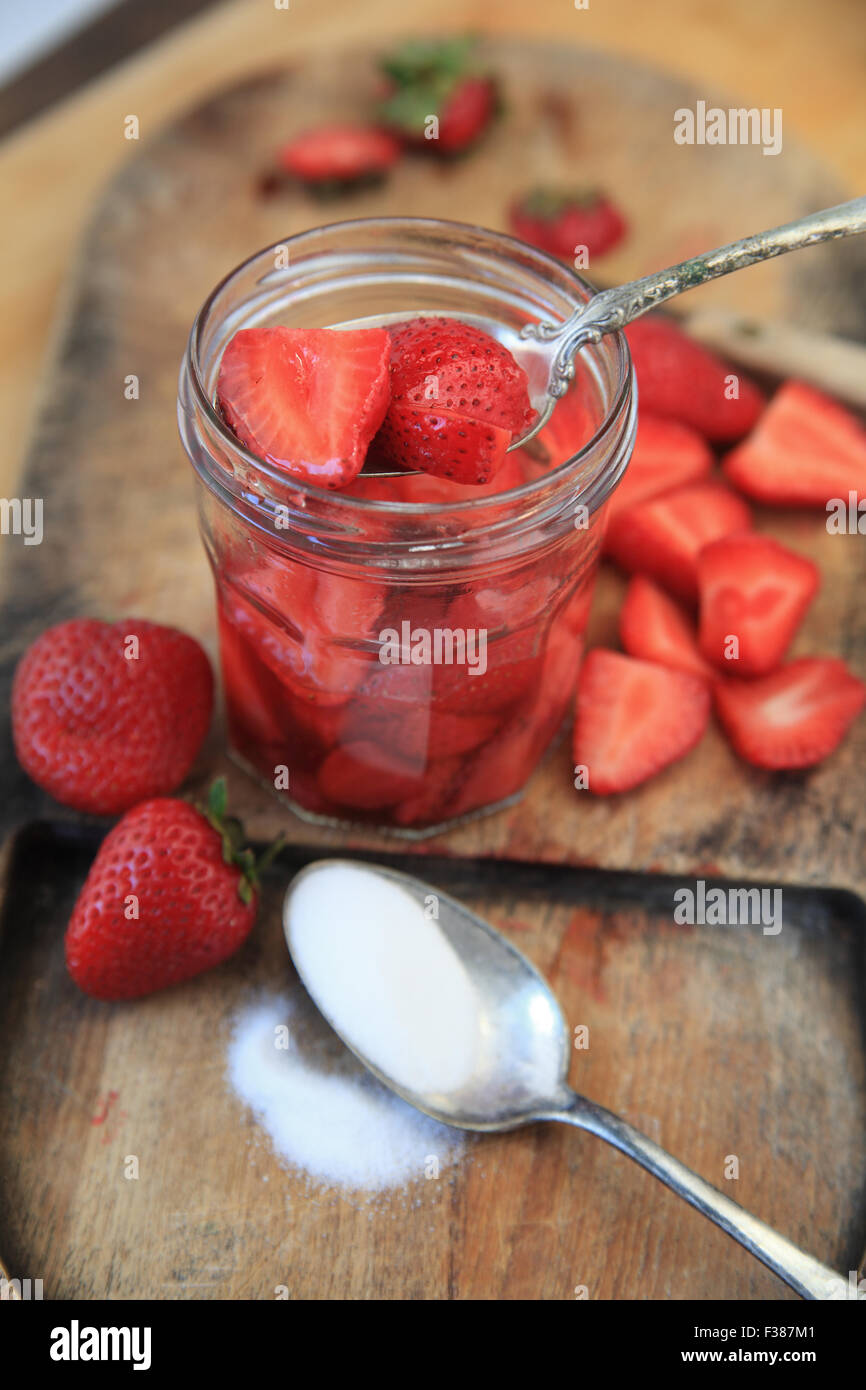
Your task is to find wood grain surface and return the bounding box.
[1,34,866,1303]
[2,830,865,1300]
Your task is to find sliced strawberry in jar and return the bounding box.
[697,534,820,677]
[574,648,710,794]
[217,326,391,488]
[604,480,753,604]
[606,414,713,521]
[619,576,712,681]
[372,404,512,484]
[714,658,866,769]
[392,755,466,828]
[448,715,542,818]
[317,740,423,810]
[723,379,866,507]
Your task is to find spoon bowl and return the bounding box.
[284,858,856,1300]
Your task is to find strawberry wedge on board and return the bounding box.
[509,188,627,260]
[606,413,713,521]
[714,658,866,769]
[723,379,866,507]
[619,576,712,681]
[574,648,711,794]
[217,327,391,488]
[625,314,764,442]
[697,534,820,677]
[604,480,752,604]
[278,125,402,189]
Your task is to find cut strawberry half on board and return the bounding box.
[606,414,713,521]
[619,576,712,681]
[510,187,627,260]
[625,314,764,442]
[697,534,820,677]
[714,658,866,769]
[278,124,402,187]
[217,327,391,488]
[372,404,512,484]
[574,648,711,794]
[604,480,753,604]
[723,379,866,507]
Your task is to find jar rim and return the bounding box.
[182,215,634,519]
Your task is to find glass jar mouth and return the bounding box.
[182,215,634,521]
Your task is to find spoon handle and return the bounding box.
[544,1091,852,1300]
[541,196,866,396]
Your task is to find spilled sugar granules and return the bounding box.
[227,989,465,1192]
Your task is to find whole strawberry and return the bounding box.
[12,618,213,815]
[65,781,281,999]
[378,37,498,155]
[510,188,627,261]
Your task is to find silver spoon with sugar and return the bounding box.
[284,858,853,1301]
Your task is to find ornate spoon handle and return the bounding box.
[527,196,866,397]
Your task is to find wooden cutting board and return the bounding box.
[1,39,865,1301]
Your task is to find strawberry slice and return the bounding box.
[604,480,752,603]
[625,315,764,442]
[385,316,533,432]
[372,404,512,483]
[278,124,402,186]
[714,658,865,769]
[574,648,710,794]
[723,379,866,507]
[217,327,390,488]
[606,414,713,521]
[697,534,820,677]
[317,741,422,810]
[619,576,712,681]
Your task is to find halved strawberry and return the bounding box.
[619,576,712,681]
[278,124,402,188]
[317,740,422,810]
[217,327,391,488]
[392,754,465,828]
[372,404,512,484]
[378,38,498,155]
[574,648,710,794]
[697,534,820,677]
[606,414,713,521]
[510,188,627,260]
[385,317,533,434]
[723,379,866,507]
[625,314,764,442]
[604,480,752,603]
[714,658,865,769]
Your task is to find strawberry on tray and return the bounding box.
[509,188,627,261]
[378,36,499,154]
[278,124,402,192]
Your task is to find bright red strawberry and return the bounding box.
[217,327,391,488]
[625,315,764,442]
[714,658,865,769]
[723,379,866,507]
[510,188,627,260]
[278,124,402,188]
[392,754,465,827]
[605,480,752,604]
[372,404,512,483]
[12,618,213,816]
[448,714,541,817]
[619,576,712,681]
[378,38,498,154]
[606,414,713,521]
[386,317,533,432]
[697,534,819,677]
[65,781,280,999]
[317,740,423,810]
[574,648,710,794]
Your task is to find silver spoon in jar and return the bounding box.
[284,859,855,1301]
[363,196,866,475]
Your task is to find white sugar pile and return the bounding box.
[286,863,481,1096]
[227,990,465,1192]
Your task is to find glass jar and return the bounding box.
[178,218,635,837]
